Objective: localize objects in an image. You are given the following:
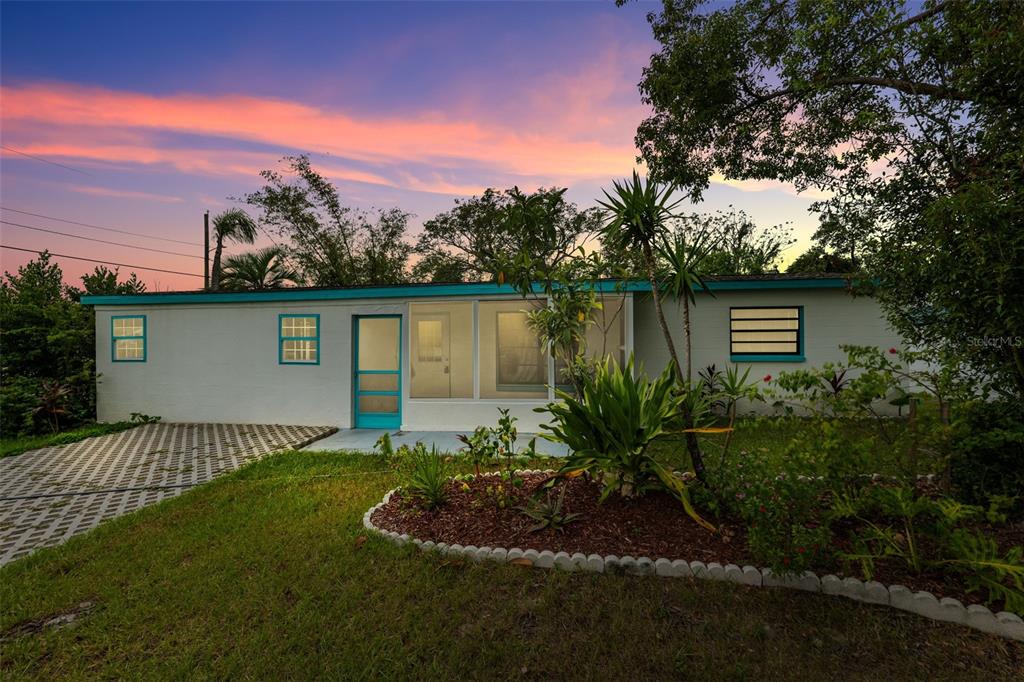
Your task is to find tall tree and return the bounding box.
[633,0,1024,396]
[210,209,258,290]
[658,226,718,383]
[80,266,146,297]
[220,246,302,290]
[684,208,793,275]
[414,187,600,282]
[786,246,858,275]
[598,171,683,382]
[244,155,412,286]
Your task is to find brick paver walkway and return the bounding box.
[0,423,335,565]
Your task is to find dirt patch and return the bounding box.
[0,601,97,641]
[373,473,749,564]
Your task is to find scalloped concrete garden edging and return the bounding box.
[362,472,1023,642]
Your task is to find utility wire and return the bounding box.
[1,245,203,278]
[1,219,203,260]
[0,144,93,176]
[0,206,202,246]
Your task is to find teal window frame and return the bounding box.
[111,314,147,363]
[729,306,805,363]
[279,314,320,365]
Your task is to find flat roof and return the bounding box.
[80,275,854,306]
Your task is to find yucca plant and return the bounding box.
[538,356,713,530]
[399,444,452,510]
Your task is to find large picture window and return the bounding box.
[410,302,473,398]
[479,300,548,399]
[729,307,803,359]
[279,314,320,364]
[112,315,146,362]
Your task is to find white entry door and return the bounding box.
[411,313,451,398]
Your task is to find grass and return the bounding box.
[0,422,141,459]
[2,450,1020,680]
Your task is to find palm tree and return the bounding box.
[220,246,302,290]
[597,171,683,381]
[658,227,719,383]
[598,172,717,485]
[210,209,258,290]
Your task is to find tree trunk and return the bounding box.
[641,242,708,484]
[683,294,693,383]
[210,236,225,290]
[641,242,682,382]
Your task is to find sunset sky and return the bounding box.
[1,1,821,290]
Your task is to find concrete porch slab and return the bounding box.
[301,429,568,457]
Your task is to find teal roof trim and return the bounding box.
[80,278,850,306]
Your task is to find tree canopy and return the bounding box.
[243,155,412,287]
[1,254,144,435]
[634,0,1024,396]
[413,187,601,282]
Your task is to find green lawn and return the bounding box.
[0,422,140,459]
[1,451,1019,680]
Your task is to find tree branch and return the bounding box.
[729,75,971,119]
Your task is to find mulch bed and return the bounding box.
[370,471,1024,612]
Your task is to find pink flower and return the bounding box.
[763,374,772,382]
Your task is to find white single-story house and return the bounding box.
[81,276,901,432]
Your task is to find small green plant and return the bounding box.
[373,432,395,458]
[398,443,452,510]
[129,412,161,424]
[456,426,497,476]
[478,483,514,510]
[517,483,581,533]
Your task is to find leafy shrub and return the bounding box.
[398,444,452,510]
[831,485,1024,610]
[457,408,536,481]
[949,400,1024,513]
[539,356,711,529]
[729,458,832,574]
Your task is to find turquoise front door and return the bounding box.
[354,315,402,429]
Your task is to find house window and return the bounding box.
[729,307,803,360]
[112,315,146,362]
[478,300,548,399]
[410,302,473,398]
[280,314,319,364]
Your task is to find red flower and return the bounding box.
[763,374,772,382]
[888,347,898,354]
[783,557,791,566]
[758,505,766,513]
[797,546,806,554]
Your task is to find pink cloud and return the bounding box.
[65,183,184,203]
[1,82,638,182]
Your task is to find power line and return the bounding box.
[0,206,203,246]
[0,144,94,176]
[1,220,203,260]
[1,245,203,278]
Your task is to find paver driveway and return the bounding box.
[0,423,335,565]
